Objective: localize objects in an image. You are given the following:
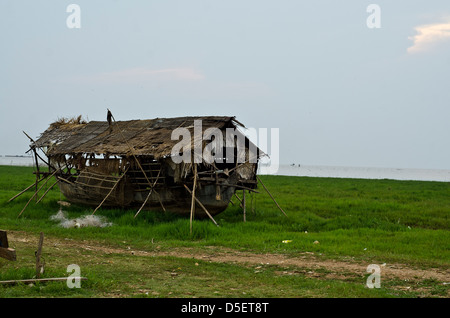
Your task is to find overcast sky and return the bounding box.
[1,1,449,169]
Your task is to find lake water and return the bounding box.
[1,155,449,182]
[0,156,36,167]
[258,164,450,182]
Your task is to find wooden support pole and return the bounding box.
[22,131,57,175]
[17,167,63,217]
[34,151,54,171]
[18,175,57,218]
[155,188,166,213]
[225,155,259,175]
[134,168,162,218]
[243,190,246,222]
[33,148,40,203]
[190,164,198,234]
[33,167,60,200]
[92,167,128,215]
[135,188,154,218]
[35,232,44,278]
[23,132,41,195]
[256,175,287,217]
[23,131,55,169]
[234,192,244,209]
[17,192,39,218]
[183,184,219,227]
[56,175,74,185]
[215,172,221,201]
[211,182,259,193]
[251,192,255,214]
[8,178,45,202]
[36,180,59,204]
[108,110,166,212]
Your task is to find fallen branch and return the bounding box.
[0,277,87,286]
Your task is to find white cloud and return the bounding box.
[408,20,450,54]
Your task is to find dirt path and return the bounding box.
[7,231,449,293]
[156,247,449,282]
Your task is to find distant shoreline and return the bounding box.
[3,155,33,158]
[1,156,449,182]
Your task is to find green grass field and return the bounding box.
[0,165,448,298]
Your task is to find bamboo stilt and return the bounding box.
[183,184,219,227]
[135,188,154,218]
[34,167,62,204]
[108,110,166,212]
[56,176,74,185]
[8,178,45,202]
[209,182,259,193]
[256,175,287,217]
[36,180,59,204]
[134,168,162,218]
[251,192,255,214]
[22,132,41,202]
[92,167,128,215]
[18,168,61,217]
[234,192,244,209]
[225,155,259,175]
[33,148,40,202]
[190,164,198,234]
[155,189,166,213]
[215,172,221,201]
[243,190,246,222]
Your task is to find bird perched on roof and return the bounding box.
[107,109,113,133]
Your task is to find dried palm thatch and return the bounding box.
[38,116,251,159]
[50,115,87,129]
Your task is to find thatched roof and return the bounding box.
[34,116,257,159]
